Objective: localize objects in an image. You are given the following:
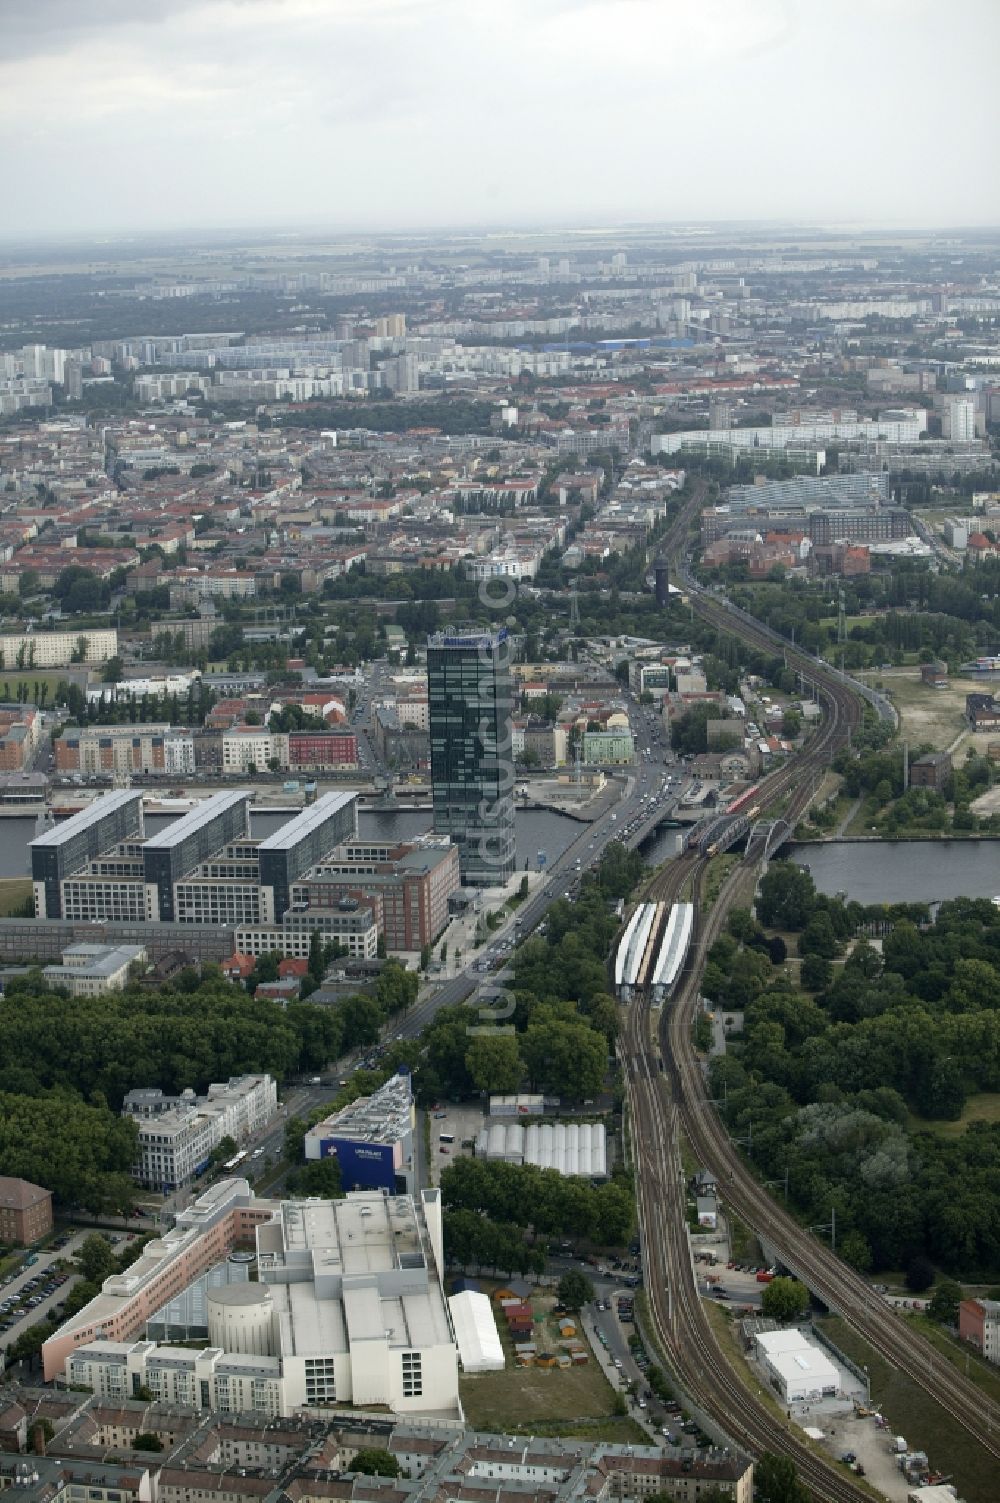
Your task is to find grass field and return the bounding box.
[458,1283,643,1438]
[0,669,92,692]
[459,1361,636,1436]
[817,1315,1000,1503]
[0,878,32,916]
[908,1092,1000,1138]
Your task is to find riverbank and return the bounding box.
[792,833,1000,843]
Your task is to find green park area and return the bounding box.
[0,879,33,916]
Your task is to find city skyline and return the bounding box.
[1,0,998,239]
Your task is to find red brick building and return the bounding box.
[0,1176,53,1245]
[287,731,358,769]
[0,708,39,771]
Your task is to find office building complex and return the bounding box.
[304,1071,415,1193]
[233,903,378,960]
[427,627,515,886]
[143,792,250,922]
[53,1178,459,1420]
[30,791,361,938]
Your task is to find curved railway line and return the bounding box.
[615,494,1000,1495]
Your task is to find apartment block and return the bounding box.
[0,706,40,770]
[55,725,195,777]
[0,628,118,669]
[960,1298,1000,1364]
[123,1075,278,1190]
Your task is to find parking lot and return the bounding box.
[427,1102,486,1185]
[0,1229,86,1351]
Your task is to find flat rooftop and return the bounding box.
[29,789,143,848]
[306,1071,413,1148]
[257,790,357,852]
[142,790,249,849]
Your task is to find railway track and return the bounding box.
[618,561,1000,1492]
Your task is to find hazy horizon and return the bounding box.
[3,0,998,240]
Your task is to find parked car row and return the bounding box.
[0,1271,68,1331]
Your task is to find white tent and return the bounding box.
[448,1290,504,1372]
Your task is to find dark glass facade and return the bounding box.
[427,627,515,887]
[142,791,249,921]
[30,790,144,919]
[257,791,358,921]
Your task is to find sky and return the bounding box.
[1,0,998,240]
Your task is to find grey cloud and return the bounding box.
[0,0,236,58]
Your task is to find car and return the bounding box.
[613,1358,623,1369]
[439,1146,449,1154]
[433,1111,447,1119]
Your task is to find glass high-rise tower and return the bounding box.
[427,626,515,887]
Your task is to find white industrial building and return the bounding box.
[448,1290,504,1372]
[755,1328,839,1402]
[475,1121,607,1178]
[62,1184,460,1419]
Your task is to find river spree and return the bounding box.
[791,840,1000,906]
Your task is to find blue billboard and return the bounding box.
[323,1136,397,1192]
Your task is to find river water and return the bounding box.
[790,840,1000,905]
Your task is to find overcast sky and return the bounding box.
[2,0,997,240]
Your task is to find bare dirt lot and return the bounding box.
[882,671,995,755]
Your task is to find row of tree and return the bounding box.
[441,1156,634,1246]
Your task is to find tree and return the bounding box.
[102,655,123,683]
[753,1452,810,1503]
[760,1276,810,1323]
[420,943,432,972]
[905,1254,935,1293]
[132,1433,164,1452]
[350,1449,400,1478]
[800,954,833,991]
[521,1015,606,1099]
[287,1156,343,1199]
[558,1270,595,1311]
[308,929,326,985]
[466,1034,524,1095]
[927,1280,962,1326]
[76,1233,116,1286]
